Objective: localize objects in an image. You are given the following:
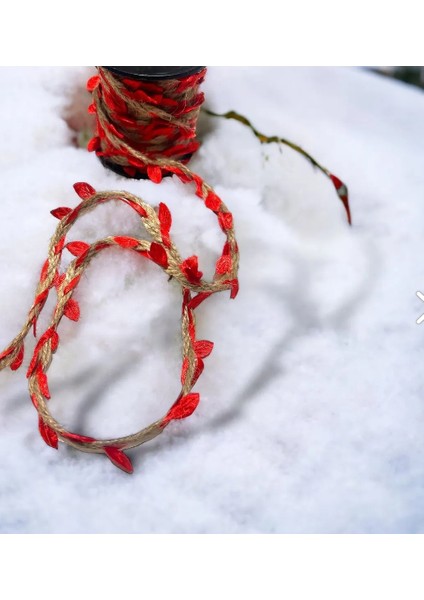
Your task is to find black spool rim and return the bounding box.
[103,66,204,81]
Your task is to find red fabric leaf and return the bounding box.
[147,165,163,184]
[40,259,50,283]
[329,174,341,190]
[180,256,203,284]
[158,202,172,232]
[162,393,200,425]
[64,298,80,322]
[34,289,48,308]
[36,367,51,399]
[148,243,168,268]
[87,136,101,152]
[86,75,100,92]
[26,353,39,379]
[51,206,72,220]
[329,174,351,224]
[104,446,134,474]
[159,202,172,231]
[123,199,147,218]
[218,211,234,231]
[216,255,232,274]
[54,272,66,290]
[30,393,39,409]
[188,292,213,310]
[54,235,66,255]
[192,174,204,197]
[66,241,90,257]
[113,236,139,249]
[229,278,239,299]
[194,340,214,359]
[0,346,14,361]
[73,182,96,200]
[51,331,59,352]
[158,202,172,246]
[191,358,204,386]
[10,346,24,371]
[205,192,222,212]
[63,275,81,295]
[38,416,58,449]
[75,249,90,268]
[107,122,124,140]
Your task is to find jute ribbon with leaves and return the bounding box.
[0,66,350,473]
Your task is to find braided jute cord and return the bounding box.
[0,68,240,474]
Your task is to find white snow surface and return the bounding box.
[0,67,423,533]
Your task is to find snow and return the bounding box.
[0,67,423,533]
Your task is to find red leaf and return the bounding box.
[75,249,90,268]
[158,202,172,232]
[86,75,100,92]
[191,358,204,386]
[108,122,124,140]
[180,256,203,284]
[123,199,147,218]
[54,272,66,290]
[158,202,172,246]
[329,174,351,225]
[148,243,168,268]
[104,446,134,474]
[38,416,58,449]
[64,298,80,322]
[147,165,163,184]
[36,367,50,399]
[26,353,39,379]
[0,346,14,361]
[113,236,139,249]
[162,393,200,425]
[205,192,222,212]
[87,136,101,152]
[216,255,232,274]
[63,275,81,295]
[229,278,239,299]
[51,331,59,352]
[218,211,234,231]
[34,289,48,308]
[40,259,50,283]
[54,235,66,255]
[30,393,39,409]
[10,346,24,371]
[329,174,341,190]
[188,292,213,310]
[73,182,96,200]
[51,207,72,220]
[66,241,90,257]
[194,340,214,359]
